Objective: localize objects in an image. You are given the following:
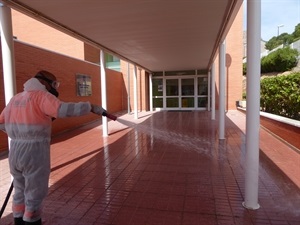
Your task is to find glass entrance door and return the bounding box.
[197,77,208,108]
[166,78,195,109]
[166,79,179,108]
[152,78,163,108]
[152,75,208,111]
[181,78,195,108]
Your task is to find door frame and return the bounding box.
[151,74,209,111]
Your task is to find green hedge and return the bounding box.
[261,47,298,73]
[243,47,298,76]
[260,73,300,120]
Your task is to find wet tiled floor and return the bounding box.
[1,110,300,225]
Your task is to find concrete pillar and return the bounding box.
[133,65,138,119]
[211,63,216,120]
[243,0,261,210]
[100,50,108,137]
[219,41,226,139]
[0,4,16,152]
[0,4,16,103]
[149,73,153,111]
[127,62,131,114]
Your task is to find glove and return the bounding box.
[91,104,117,120]
[91,104,106,116]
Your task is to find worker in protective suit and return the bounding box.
[0,70,116,225]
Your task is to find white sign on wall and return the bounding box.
[76,74,92,96]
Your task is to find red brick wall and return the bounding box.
[82,45,150,112]
[226,6,244,110]
[106,69,126,113]
[213,6,243,110]
[237,109,300,151]
[0,40,124,152]
[120,62,150,112]
[260,116,300,151]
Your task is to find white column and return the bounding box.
[0,4,16,153]
[149,73,153,111]
[0,4,16,103]
[243,0,261,210]
[211,63,216,120]
[133,65,138,119]
[100,50,108,137]
[219,41,226,139]
[127,62,131,114]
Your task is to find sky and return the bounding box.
[244,0,300,41]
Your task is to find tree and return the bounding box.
[261,47,298,73]
[265,36,282,51]
[265,33,293,51]
[292,23,300,41]
[265,23,300,51]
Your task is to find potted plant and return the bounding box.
[239,92,247,108]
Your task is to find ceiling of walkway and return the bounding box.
[1,0,243,72]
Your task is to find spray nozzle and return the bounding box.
[106,114,117,121]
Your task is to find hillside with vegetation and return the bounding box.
[265,23,300,51]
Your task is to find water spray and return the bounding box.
[115,117,216,156]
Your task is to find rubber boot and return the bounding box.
[25,219,42,225]
[14,217,25,225]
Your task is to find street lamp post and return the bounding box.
[277,24,284,36]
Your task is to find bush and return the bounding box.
[261,47,298,73]
[260,73,300,120]
[243,63,247,75]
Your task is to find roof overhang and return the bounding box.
[0,0,243,73]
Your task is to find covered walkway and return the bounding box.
[1,110,300,225]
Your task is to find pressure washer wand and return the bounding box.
[91,105,117,121]
[105,113,117,121]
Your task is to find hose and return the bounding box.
[0,181,13,218]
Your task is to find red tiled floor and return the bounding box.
[1,110,300,225]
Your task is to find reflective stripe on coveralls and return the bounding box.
[24,209,42,222]
[12,203,25,218]
[0,78,92,222]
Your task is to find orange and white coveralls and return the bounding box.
[0,78,100,222]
